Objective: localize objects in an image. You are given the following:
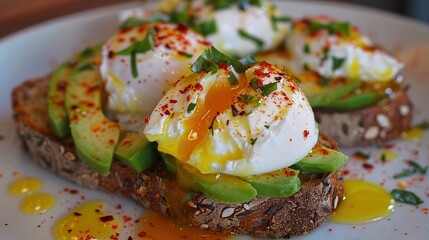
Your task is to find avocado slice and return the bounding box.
[48,46,100,139]
[291,144,348,173]
[65,67,120,174]
[243,168,301,197]
[115,131,159,173]
[160,154,256,203]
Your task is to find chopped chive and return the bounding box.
[190,56,218,74]
[190,47,250,74]
[321,46,330,62]
[238,29,264,49]
[264,125,270,129]
[332,57,346,71]
[239,55,258,68]
[249,77,259,90]
[391,189,423,205]
[116,27,156,78]
[260,82,277,96]
[179,51,193,58]
[228,71,239,86]
[303,44,310,54]
[250,138,257,145]
[353,151,370,160]
[271,15,291,31]
[120,14,171,29]
[303,63,310,71]
[393,169,416,179]
[193,19,217,37]
[241,94,255,103]
[187,103,197,113]
[80,48,95,58]
[408,160,428,174]
[76,63,93,72]
[309,20,350,36]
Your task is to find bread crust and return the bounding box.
[12,76,343,238]
[315,86,413,147]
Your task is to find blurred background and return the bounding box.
[1,0,428,38]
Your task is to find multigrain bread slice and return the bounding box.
[12,76,343,238]
[314,86,413,147]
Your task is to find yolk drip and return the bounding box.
[20,193,56,215]
[330,179,394,224]
[135,210,234,240]
[7,178,43,196]
[178,74,245,161]
[52,201,122,240]
[401,128,424,141]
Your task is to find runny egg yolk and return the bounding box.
[330,179,395,224]
[178,73,246,161]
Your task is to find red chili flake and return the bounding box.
[121,140,132,147]
[108,51,115,59]
[342,169,350,175]
[95,209,101,213]
[274,76,282,81]
[123,216,132,223]
[169,99,177,103]
[0,135,4,141]
[81,195,86,200]
[71,105,79,110]
[115,204,122,210]
[70,189,79,194]
[128,237,134,240]
[362,163,374,171]
[195,83,203,91]
[109,139,115,144]
[73,212,82,216]
[328,228,333,232]
[283,168,296,177]
[138,231,147,238]
[67,229,72,233]
[112,224,118,230]
[303,130,309,139]
[144,116,150,124]
[177,23,189,32]
[99,215,115,223]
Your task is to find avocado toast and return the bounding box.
[12,42,347,238]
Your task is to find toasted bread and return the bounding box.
[12,76,343,238]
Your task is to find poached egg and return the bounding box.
[285,16,403,81]
[100,22,210,129]
[144,61,318,176]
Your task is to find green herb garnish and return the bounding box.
[116,27,156,78]
[190,46,252,74]
[391,189,423,205]
[241,94,255,104]
[309,20,351,36]
[179,51,193,58]
[303,44,310,54]
[209,0,262,10]
[193,19,217,37]
[332,57,346,71]
[228,72,239,86]
[250,138,258,145]
[393,169,416,179]
[353,151,370,159]
[321,46,329,62]
[76,63,93,72]
[182,190,196,204]
[80,48,95,58]
[187,103,197,113]
[239,55,258,68]
[250,77,259,90]
[408,160,428,174]
[260,82,278,96]
[271,15,291,31]
[120,13,171,29]
[238,29,264,49]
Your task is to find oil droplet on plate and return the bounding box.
[52,200,122,240]
[330,179,394,224]
[401,128,424,141]
[20,193,56,215]
[135,211,234,240]
[7,177,43,196]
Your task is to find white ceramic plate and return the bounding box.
[0,1,428,239]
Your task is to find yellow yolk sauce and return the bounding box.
[20,193,56,215]
[178,71,246,161]
[52,201,122,240]
[7,177,43,196]
[401,127,425,141]
[330,179,394,224]
[135,210,234,240]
